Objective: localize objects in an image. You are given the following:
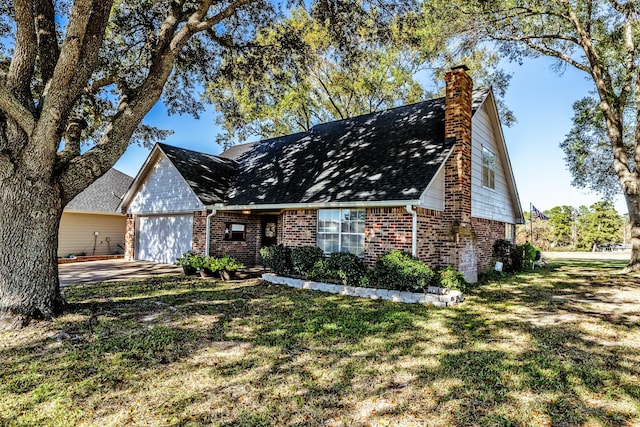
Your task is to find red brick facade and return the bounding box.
[192,211,208,255]
[124,214,135,261]
[281,210,317,247]
[208,211,261,265]
[364,207,413,265]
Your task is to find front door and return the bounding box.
[261,216,278,247]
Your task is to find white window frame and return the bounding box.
[317,209,365,256]
[505,223,514,243]
[482,146,496,190]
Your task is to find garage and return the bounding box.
[136,214,193,264]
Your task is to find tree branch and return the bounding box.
[0,82,36,137]
[7,0,37,108]
[34,0,60,88]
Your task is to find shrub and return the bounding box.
[291,246,325,277]
[437,265,467,293]
[260,245,291,275]
[372,249,435,292]
[492,239,513,271]
[323,252,368,287]
[308,259,327,282]
[203,256,223,273]
[218,255,244,271]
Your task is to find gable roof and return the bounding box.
[122,89,497,211]
[65,168,133,214]
[157,143,237,205]
[225,89,489,205]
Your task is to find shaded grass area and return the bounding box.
[1,261,639,426]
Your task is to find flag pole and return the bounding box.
[530,202,533,244]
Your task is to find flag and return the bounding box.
[531,204,549,220]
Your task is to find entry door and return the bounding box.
[261,216,278,247]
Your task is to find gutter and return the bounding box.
[205,200,421,211]
[205,209,217,256]
[405,205,418,257]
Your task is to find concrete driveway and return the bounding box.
[59,259,183,286]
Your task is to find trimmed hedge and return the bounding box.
[291,246,325,277]
[318,252,368,287]
[260,245,291,275]
[372,249,435,292]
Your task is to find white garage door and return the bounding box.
[137,215,193,264]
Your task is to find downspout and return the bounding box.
[205,209,217,256]
[405,205,417,257]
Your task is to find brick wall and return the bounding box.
[472,217,506,272]
[281,210,317,247]
[209,212,261,266]
[192,210,208,255]
[364,207,413,265]
[416,207,445,267]
[124,214,135,261]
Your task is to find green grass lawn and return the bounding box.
[1,258,639,426]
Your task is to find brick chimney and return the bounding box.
[442,65,478,282]
[444,65,473,222]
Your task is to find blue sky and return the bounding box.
[113,56,627,215]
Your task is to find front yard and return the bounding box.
[1,258,639,426]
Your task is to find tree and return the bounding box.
[459,1,640,270]
[208,5,512,147]
[575,201,622,250]
[0,0,409,328]
[547,205,577,248]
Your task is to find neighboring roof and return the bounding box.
[226,89,489,205]
[157,143,237,205]
[219,142,257,160]
[65,168,133,213]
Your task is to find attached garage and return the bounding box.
[119,144,236,263]
[136,214,193,263]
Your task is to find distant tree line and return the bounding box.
[517,202,627,252]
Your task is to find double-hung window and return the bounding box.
[482,146,496,190]
[317,209,365,256]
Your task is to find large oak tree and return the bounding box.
[0,0,418,328]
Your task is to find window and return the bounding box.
[317,209,365,256]
[482,146,496,189]
[224,223,246,241]
[505,223,514,243]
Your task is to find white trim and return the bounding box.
[206,200,420,211]
[405,205,417,257]
[205,209,217,256]
[62,210,125,217]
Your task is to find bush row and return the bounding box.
[260,245,467,293]
[176,251,244,274]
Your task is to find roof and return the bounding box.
[157,143,237,205]
[65,168,133,213]
[219,142,257,160]
[125,88,493,208]
[226,89,490,205]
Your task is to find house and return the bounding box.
[119,66,523,281]
[58,168,133,258]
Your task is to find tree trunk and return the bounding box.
[624,190,640,272]
[0,173,64,329]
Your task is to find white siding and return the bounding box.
[58,212,126,257]
[419,166,445,210]
[471,103,518,223]
[127,155,204,214]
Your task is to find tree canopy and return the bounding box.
[208,3,512,147]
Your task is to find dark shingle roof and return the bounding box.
[219,142,257,160]
[153,89,490,206]
[65,168,133,213]
[158,143,237,205]
[225,89,489,205]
